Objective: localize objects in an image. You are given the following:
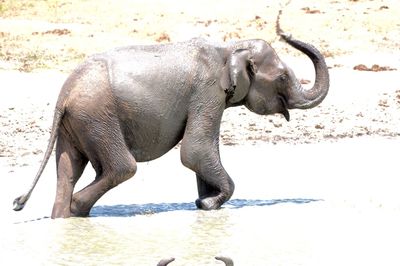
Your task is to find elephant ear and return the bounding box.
[224,49,256,104]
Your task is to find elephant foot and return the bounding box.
[70,209,90,218]
[51,202,89,218]
[70,199,91,217]
[195,197,222,210]
[51,204,73,219]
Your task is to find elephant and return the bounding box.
[13,28,329,218]
[157,256,234,265]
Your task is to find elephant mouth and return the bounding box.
[277,94,290,121]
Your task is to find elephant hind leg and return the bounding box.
[68,116,138,217]
[52,130,88,219]
[70,152,137,217]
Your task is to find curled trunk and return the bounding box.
[281,33,330,109]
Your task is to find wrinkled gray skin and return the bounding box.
[13,33,329,218]
[157,256,233,265]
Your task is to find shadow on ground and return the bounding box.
[90,198,321,217]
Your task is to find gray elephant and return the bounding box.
[13,29,329,218]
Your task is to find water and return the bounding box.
[4,198,400,266]
[3,140,400,265]
[3,199,319,265]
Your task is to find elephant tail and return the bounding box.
[13,106,65,211]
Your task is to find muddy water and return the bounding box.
[3,199,320,265]
[3,140,400,265]
[4,199,400,266]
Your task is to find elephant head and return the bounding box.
[225,34,329,121]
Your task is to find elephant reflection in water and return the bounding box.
[158,256,234,265]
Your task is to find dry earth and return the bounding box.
[1,3,400,265]
[0,0,399,169]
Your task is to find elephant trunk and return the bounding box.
[281,34,330,109]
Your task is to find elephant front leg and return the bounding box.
[192,159,235,210]
[180,96,235,210]
[197,173,218,199]
[196,173,226,209]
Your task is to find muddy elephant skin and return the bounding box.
[13,35,329,218]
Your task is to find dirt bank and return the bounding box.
[0,0,399,169]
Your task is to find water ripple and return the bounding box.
[90,198,321,217]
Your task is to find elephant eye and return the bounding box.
[278,74,288,83]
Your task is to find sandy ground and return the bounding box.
[1,0,399,169]
[0,0,400,264]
